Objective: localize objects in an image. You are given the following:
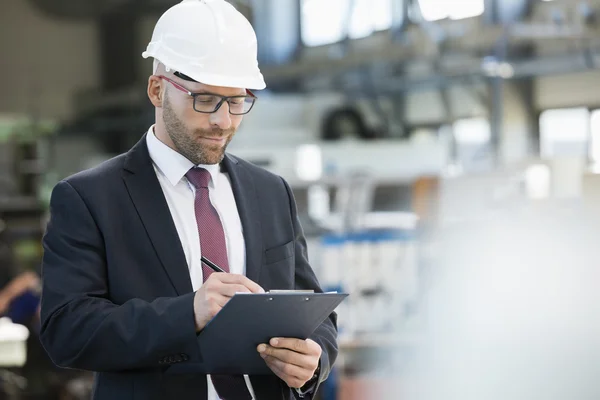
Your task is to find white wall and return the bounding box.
[405,90,448,125]
[0,0,100,121]
[405,86,489,126]
[536,71,600,110]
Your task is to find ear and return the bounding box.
[147,75,164,108]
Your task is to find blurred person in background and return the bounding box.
[0,219,40,325]
[39,1,337,399]
[0,270,40,319]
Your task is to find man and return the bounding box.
[39,1,338,399]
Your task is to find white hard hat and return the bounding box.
[142,0,266,90]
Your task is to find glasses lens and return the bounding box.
[229,97,255,115]
[193,95,256,114]
[194,95,221,113]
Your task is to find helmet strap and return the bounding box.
[174,71,199,83]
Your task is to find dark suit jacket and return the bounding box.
[39,135,338,400]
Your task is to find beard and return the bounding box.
[162,90,234,165]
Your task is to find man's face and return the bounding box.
[161,77,245,165]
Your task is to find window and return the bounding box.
[301,0,394,46]
[348,0,394,39]
[539,108,589,158]
[301,0,346,47]
[418,0,485,21]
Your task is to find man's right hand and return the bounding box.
[193,273,264,332]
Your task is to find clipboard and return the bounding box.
[168,292,347,375]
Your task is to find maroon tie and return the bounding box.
[186,167,252,400]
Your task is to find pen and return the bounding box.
[201,256,226,273]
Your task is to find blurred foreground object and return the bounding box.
[409,207,600,400]
[0,317,29,367]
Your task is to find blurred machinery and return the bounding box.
[0,118,96,400]
[27,0,254,19]
[33,0,600,179]
[0,117,51,274]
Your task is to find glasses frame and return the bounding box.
[157,75,257,115]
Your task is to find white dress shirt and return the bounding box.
[146,127,256,400]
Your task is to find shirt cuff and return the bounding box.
[295,383,316,398]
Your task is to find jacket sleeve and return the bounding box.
[281,178,339,399]
[39,180,201,372]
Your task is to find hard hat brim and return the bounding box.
[183,70,267,91]
[143,51,266,90]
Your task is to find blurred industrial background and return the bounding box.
[2,0,600,399]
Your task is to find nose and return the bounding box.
[209,103,232,130]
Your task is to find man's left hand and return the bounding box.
[257,338,321,389]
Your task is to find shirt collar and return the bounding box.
[145,126,220,188]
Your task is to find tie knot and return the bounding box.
[186,167,211,189]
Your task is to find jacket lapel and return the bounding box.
[122,135,193,295]
[222,154,263,284]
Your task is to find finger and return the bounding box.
[264,355,312,381]
[264,357,299,388]
[218,284,253,297]
[257,344,313,369]
[203,277,252,297]
[269,338,321,356]
[305,339,322,356]
[263,356,311,389]
[216,274,265,293]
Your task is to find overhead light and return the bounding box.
[482,58,515,79]
[419,0,485,21]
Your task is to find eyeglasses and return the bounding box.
[158,75,257,115]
